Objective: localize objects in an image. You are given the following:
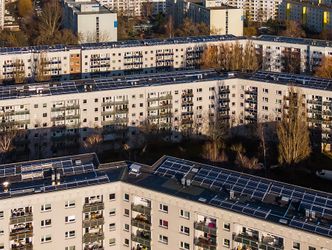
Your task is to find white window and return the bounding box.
[180,241,190,250]
[109,223,116,231]
[65,230,75,239]
[41,204,51,212]
[180,209,190,219]
[109,208,116,216]
[159,235,168,244]
[224,239,230,247]
[109,238,116,246]
[65,215,76,223]
[223,223,230,231]
[41,234,52,243]
[159,219,168,228]
[65,200,75,208]
[41,219,51,227]
[159,204,168,213]
[180,225,190,235]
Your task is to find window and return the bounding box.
[180,241,190,250]
[109,223,116,231]
[110,208,116,216]
[124,193,129,201]
[109,193,116,200]
[65,230,75,239]
[94,98,98,102]
[159,235,168,244]
[224,239,230,247]
[124,209,129,217]
[124,223,129,231]
[159,219,168,228]
[309,247,316,250]
[0,244,3,250]
[124,238,129,246]
[65,247,75,250]
[223,223,230,231]
[180,209,190,219]
[83,99,87,104]
[180,225,190,235]
[109,238,116,246]
[0,211,3,218]
[65,200,75,208]
[293,242,300,250]
[159,204,168,213]
[41,219,51,227]
[65,215,76,223]
[41,234,52,243]
[41,204,51,212]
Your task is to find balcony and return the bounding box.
[83,202,104,213]
[131,218,151,230]
[3,110,30,116]
[10,214,33,224]
[51,114,80,121]
[83,232,104,243]
[194,237,216,250]
[194,221,217,235]
[9,227,33,240]
[233,233,259,248]
[84,246,104,250]
[51,105,80,112]
[101,108,128,116]
[101,118,128,126]
[259,241,284,250]
[11,243,33,250]
[181,118,193,125]
[82,217,104,228]
[102,100,129,106]
[131,233,151,248]
[182,92,194,98]
[131,204,151,214]
[147,94,172,101]
[147,104,172,110]
[147,112,172,119]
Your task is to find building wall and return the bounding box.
[0,181,330,249]
[209,8,243,36]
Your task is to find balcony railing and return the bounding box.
[233,233,259,248]
[51,105,80,112]
[10,214,33,224]
[102,100,129,106]
[131,233,151,248]
[9,231,33,240]
[147,94,172,101]
[11,243,33,250]
[83,246,104,250]
[82,217,104,228]
[147,104,172,110]
[194,237,216,250]
[83,232,104,243]
[101,109,128,116]
[131,218,151,230]
[83,202,104,213]
[131,204,151,214]
[50,114,80,121]
[259,241,284,250]
[194,221,217,235]
[101,118,128,126]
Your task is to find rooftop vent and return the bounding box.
[230,190,235,200]
[129,164,141,176]
[74,159,82,165]
[198,197,207,203]
[191,168,199,173]
[2,181,9,193]
[279,218,288,224]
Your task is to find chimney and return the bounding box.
[186,179,191,187]
[56,172,61,185]
[51,169,56,186]
[2,181,9,193]
[181,177,186,187]
[230,190,235,200]
[305,209,310,218]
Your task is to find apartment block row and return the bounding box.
[1,35,332,84]
[2,69,332,159]
[0,153,330,250]
[279,0,332,32]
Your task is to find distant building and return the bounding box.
[63,0,118,43]
[0,0,4,29]
[168,0,244,36]
[100,0,166,16]
[279,0,332,32]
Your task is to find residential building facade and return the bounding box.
[63,0,118,43]
[0,153,330,250]
[0,35,332,84]
[279,0,332,32]
[1,69,332,159]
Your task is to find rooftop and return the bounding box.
[0,69,332,101]
[0,154,331,239]
[0,34,332,55]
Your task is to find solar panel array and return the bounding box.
[154,157,332,238]
[257,35,332,48]
[0,70,220,101]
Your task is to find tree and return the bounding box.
[315,56,332,79]
[12,59,25,84]
[35,52,51,82]
[277,87,311,165]
[142,0,154,20]
[175,18,209,37]
[244,27,257,37]
[280,21,305,38]
[243,41,260,72]
[201,45,219,69]
[18,0,33,18]
[0,119,18,163]
[282,48,301,74]
[165,15,174,38]
[83,129,103,153]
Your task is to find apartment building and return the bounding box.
[97,0,166,16]
[227,0,282,21]
[0,153,330,250]
[1,35,332,83]
[63,0,118,43]
[279,0,332,32]
[167,0,244,36]
[2,69,332,158]
[0,0,4,30]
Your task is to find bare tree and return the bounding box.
[280,21,305,38]
[315,56,332,79]
[201,45,219,69]
[165,15,174,39]
[243,41,260,72]
[277,87,311,165]
[231,143,262,169]
[83,128,103,153]
[12,59,25,84]
[35,52,51,82]
[0,120,18,162]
